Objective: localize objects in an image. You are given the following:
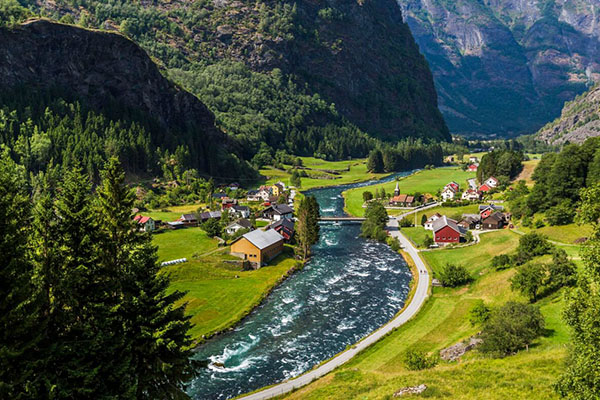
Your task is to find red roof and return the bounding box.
[479,184,492,192]
[468,164,478,171]
[134,215,151,224]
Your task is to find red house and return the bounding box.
[432,216,463,244]
[479,204,504,220]
[468,164,478,171]
[479,183,492,193]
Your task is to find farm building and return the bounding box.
[230,229,285,268]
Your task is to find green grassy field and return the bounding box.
[517,222,592,245]
[401,226,431,249]
[260,157,387,190]
[281,229,572,400]
[164,246,296,342]
[153,228,219,261]
[142,203,205,222]
[343,167,476,216]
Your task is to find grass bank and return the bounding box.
[281,230,572,400]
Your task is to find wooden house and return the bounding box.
[267,219,295,241]
[432,216,463,244]
[230,229,284,268]
[482,212,505,230]
[261,204,293,221]
[133,215,155,232]
[225,219,253,235]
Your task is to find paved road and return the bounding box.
[238,217,431,400]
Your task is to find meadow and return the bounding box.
[343,167,476,216]
[280,230,573,400]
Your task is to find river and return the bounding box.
[188,172,414,400]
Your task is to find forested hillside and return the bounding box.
[16,0,449,149]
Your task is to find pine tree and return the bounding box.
[95,158,196,399]
[367,149,384,173]
[296,196,321,260]
[0,149,40,398]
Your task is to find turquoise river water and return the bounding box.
[188,172,413,399]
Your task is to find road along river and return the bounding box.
[188,172,415,400]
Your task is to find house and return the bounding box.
[467,178,478,190]
[424,213,442,230]
[271,183,284,197]
[231,205,251,219]
[478,183,492,193]
[485,176,499,188]
[166,221,185,230]
[446,181,460,192]
[479,204,504,220]
[212,193,228,200]
[267,218,295,241]
[390,194,414,207]
[258,186,272,201]
[460,214,481,229]
[262,204,294,221]
[200,211,222,223]
[467,164,478,172]
[432,216,464,244]
[179,213,199,226]
[461,189,481,201]
[133,215,155,232]
[394,181,400,196]
[469,156,479,163]
[441,186,457,202]
[246,190,261,202]
[482,212,505,230]
[228,182,240,191]
[225,219,253,235]
[221,197,237,210]
[230,229,284,268]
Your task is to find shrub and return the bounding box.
[510,263,545,302]
[534,218,545,228]
[515,232,552,265]
[362,191,373,202]
[546,201,575,226]
[403,349,438,371]
[492,254,513,270]
[387,236,401,252]
[399,217,413,227]
[438,263,472,287]
[469,300,491,326]
[422,235,434,248]
[480,302,545,356]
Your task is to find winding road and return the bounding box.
[237,209,432,400]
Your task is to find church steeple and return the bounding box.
[394,181,400,196]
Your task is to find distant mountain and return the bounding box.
[26,0,450,150]
[399,0,600,137]
[536,84,600,145]
[0,19,249,177]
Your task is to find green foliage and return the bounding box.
[479,301,545,357]
[367,149,384,173]
[0,0,31,27]
[202,217,221,238]
[477,149,524,183]
[362,191,373,202]
[469,300,491,326]
[422,235,434,248]
[514,232,552,265]
[421,214,428,226]
[491,254,513,270]
[387,236,401,252]
[290,169,302,188]
[511,263,545,302]
[545,200,575,226]
[399,217,413,228]
[296,195,320,260]
[438,263,472,287]
[403,349,438,371]
[361,202,388,240]
[557,183,600,397]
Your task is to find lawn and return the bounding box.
[164,247,297,342]
[401,226,431,249]
[517,222,592,245]
[260,157,387,190]
[152,228,219,261]
[343,167,476,216]
[514,159,540,186]
[142,203,205,223]
[281,229,570,400]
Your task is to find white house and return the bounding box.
[485,176,499,188]
[441,186,457,202]
[225,219,253,235]
[462,189,481,201]
[232,205,251,219]
[469,156,479,163]
[424,213,442,231]
[133,215,155,232]
[467,178,478,190]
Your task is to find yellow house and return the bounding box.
[231,229,284,268]
[271,183,284,197]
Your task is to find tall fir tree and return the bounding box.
[295,196,320,260]
[0,148,43,398]
[95,158,196,399]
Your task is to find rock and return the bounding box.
[440,336,483,362]
[393,384,427,397]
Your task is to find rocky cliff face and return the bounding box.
[29,0,450,143]
[0,19,227,173]
[536,84,600,145]
[399,0,600,136]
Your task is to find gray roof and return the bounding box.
[228,219,252,229]
[462,213,481,222]
[432,215,461,234]
[264,204,293,215]
[233,205,250,212]
[479,204,504,212]
[242,229,284,250]
[268,218,295,232]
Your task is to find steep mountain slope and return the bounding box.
[400,0,600,136]
[537,84,600,145]
[24,0,450,145]
[0,19,247,177]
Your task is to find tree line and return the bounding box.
[0,152,195,399]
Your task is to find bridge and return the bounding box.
[319,216,366,222]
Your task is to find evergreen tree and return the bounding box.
[367,149,384,173]
[95,158,196,398]
[296,196,320,260]
[0,149,40,398]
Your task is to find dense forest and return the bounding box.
[0,154,195,399]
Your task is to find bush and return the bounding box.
[469,300,491,326]
[403,349,438,371]
[534,218,545,228]
[387,236,401,251]
[491,254,513,270]
[422,235,434,248]
[399,217,413,227]
[515,233,552,265]
[362,191,373,202]
[510,263,545,302]
[480,302,545,356]
[438,263,472,287]
[546,201,575,226]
